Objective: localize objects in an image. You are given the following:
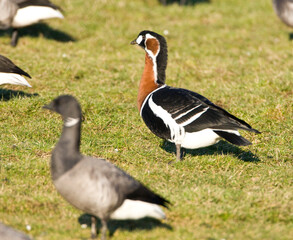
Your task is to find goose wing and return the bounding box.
[83,157,169,208]
[151,86,259,133]
[11,0,61,10]
[0,55,31,78]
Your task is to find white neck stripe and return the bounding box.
[144,35,160,83]
[64,117,80,127]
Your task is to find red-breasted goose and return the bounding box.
[0,0,64,46]
[272,0,293,27]
[43,95,169,240]
[131,30,260,162]
[0,54,31,87]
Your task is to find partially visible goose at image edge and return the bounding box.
[272,0,293,27]
[0,222,32,240]
[0,54,31,87]
[0,0,64,46]
[131,30,260,162]
[43,95,170,240]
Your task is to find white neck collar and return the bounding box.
[64,117,80,127]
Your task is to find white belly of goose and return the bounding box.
[12,6,64,28]
[110,199,166,220]
[0,72,31,87]
[180,129,221,149]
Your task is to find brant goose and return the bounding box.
[272,0,293,27]
[43,95,169,239]
[0,0,64,46]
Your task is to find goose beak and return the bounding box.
[42,102,54,111]
[130,39,137,45]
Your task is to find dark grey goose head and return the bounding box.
[43,95,82,120]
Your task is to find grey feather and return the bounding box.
[273,0,293,27]
[0,222,32,240]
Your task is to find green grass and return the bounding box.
[0,0,292,239]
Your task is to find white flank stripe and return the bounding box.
[180,107,209,127]
[174,104,202,120]
[0,73,31,87]
[149,95,185,143]
[12,6,64,28]
[64,117,79,127]
[110,199,166,220]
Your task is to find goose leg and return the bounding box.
[11,29,19,47]
[176,144,182,162]
[90,216,97,239]
[101,219,108,240]
[168,144,183,164]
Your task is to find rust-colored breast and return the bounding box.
[137,53,159,111]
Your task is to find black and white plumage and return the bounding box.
[0,222,32,240]
[0,0,64,46]
[0,54,31,87]
[273,0,293,27]
[43,95,169,240]
[131,30,260,162]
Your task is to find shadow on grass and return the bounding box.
[158,0,210,6]
[289,32,293,41]
[0,23,75,44]
[78,214,172,237]
[0,88,39,101]
[161,140,260,162]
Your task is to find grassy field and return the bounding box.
[0,0,292,239]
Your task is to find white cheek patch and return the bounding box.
[136,35,143,44]
[64,117,80,127]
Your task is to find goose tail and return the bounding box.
[214,130,252,146]
[110,199,166,220]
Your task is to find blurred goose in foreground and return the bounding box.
[273,0,293,27]
[0,54,31,87]
[0,0,64,46]
[131,30,260,162]
[43,95,170,240]
[0,222,32,240]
